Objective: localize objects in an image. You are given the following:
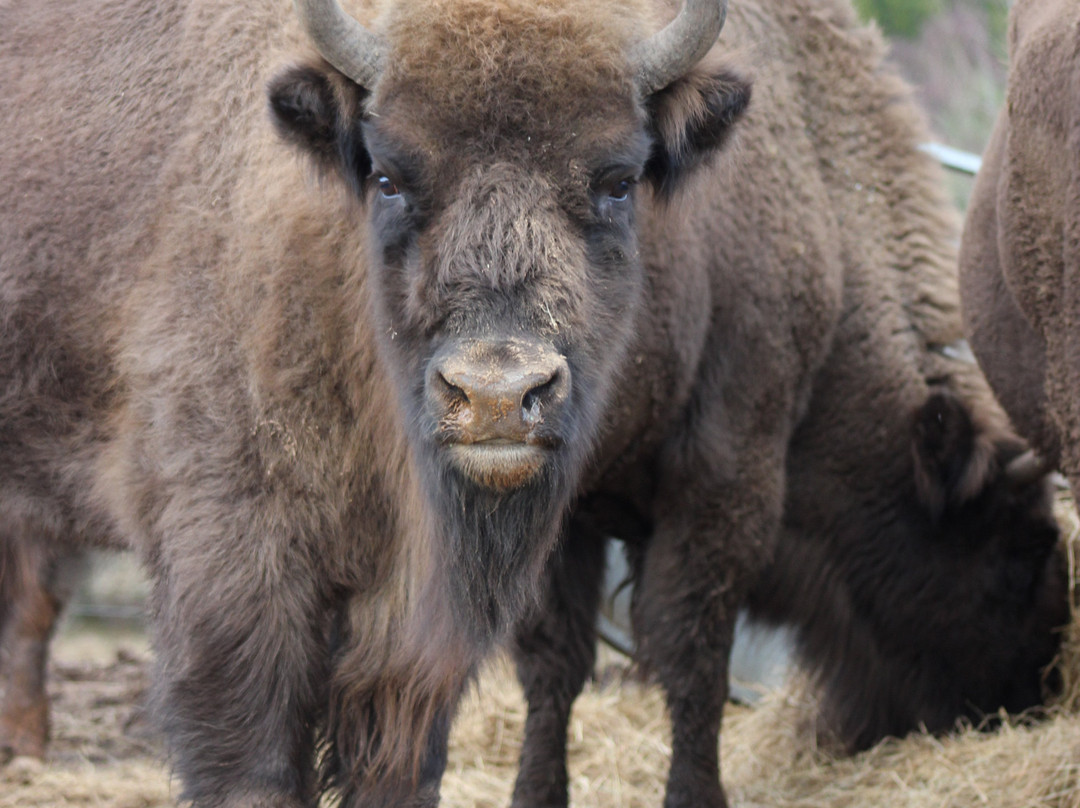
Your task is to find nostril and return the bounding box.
[521,369,564,423]
[521,385,545,421]
[435,370,470,407]
[428,341,570,444]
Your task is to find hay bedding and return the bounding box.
[9,657,1080,808]
[5,495,1080,808]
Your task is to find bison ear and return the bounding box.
[267,63,372,193]
[911,391,995,521]
[643,65,751,198]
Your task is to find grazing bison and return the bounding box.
[507,0,1069,803]
[746,389,1067,753]
[959,0,1080,497]
[0,1,1065,808]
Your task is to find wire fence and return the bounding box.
[919,142,982,175]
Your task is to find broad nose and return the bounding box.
[427,338,570,443]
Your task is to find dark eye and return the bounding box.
[377,175,401,199]
[608,179,634,202]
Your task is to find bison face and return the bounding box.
[268,0,748,637]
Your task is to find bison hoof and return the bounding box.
[219,793,309,808]
[663,784,727,808]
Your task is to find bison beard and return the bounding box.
[424,453,580,643]
[404,331,604,644]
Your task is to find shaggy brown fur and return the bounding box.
[0,1,1064,807]
[959,0,1080,493]
[510,0,1066,805]
[747,389,1066,754]
[1,0,747,805]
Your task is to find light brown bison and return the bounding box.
[960,0,1080,496]
[0,0,1065,807]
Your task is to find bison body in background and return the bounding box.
[0,0,1067,807]
[509,0,1068,802]
[747,388,1067,753]
[960,0,1080,495]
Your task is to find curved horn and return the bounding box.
[1005,449,1053,487]
[294,0,387,87]
[631,0,728,96]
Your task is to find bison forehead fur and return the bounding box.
[377,0,644,131]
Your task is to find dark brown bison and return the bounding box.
[506,0,1069,805]
[0,0,1066,807]
[745,388,1067,754]
[959,0,1080,498]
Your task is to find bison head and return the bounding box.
[905,391,1067,725]
[268,0,749,638]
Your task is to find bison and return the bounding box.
[4,0,750,804]
[744,388,1067,754]
[959,0,1080,498]
[506,0,1069,803]
[0,0,1066,807]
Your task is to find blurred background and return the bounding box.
[856,0,1010,208]
[857,0,1009,144]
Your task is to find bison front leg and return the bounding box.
[509,518,607,808]
[333,695,457,808]
[634,443,784,808]
[0,540,82,761]
[149,544,328,808]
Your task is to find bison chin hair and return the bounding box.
[417,439,588,645]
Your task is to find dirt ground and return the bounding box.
[0,637,168,808]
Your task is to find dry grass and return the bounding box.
[441,489,1080,808]
[5,491,1080,807]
